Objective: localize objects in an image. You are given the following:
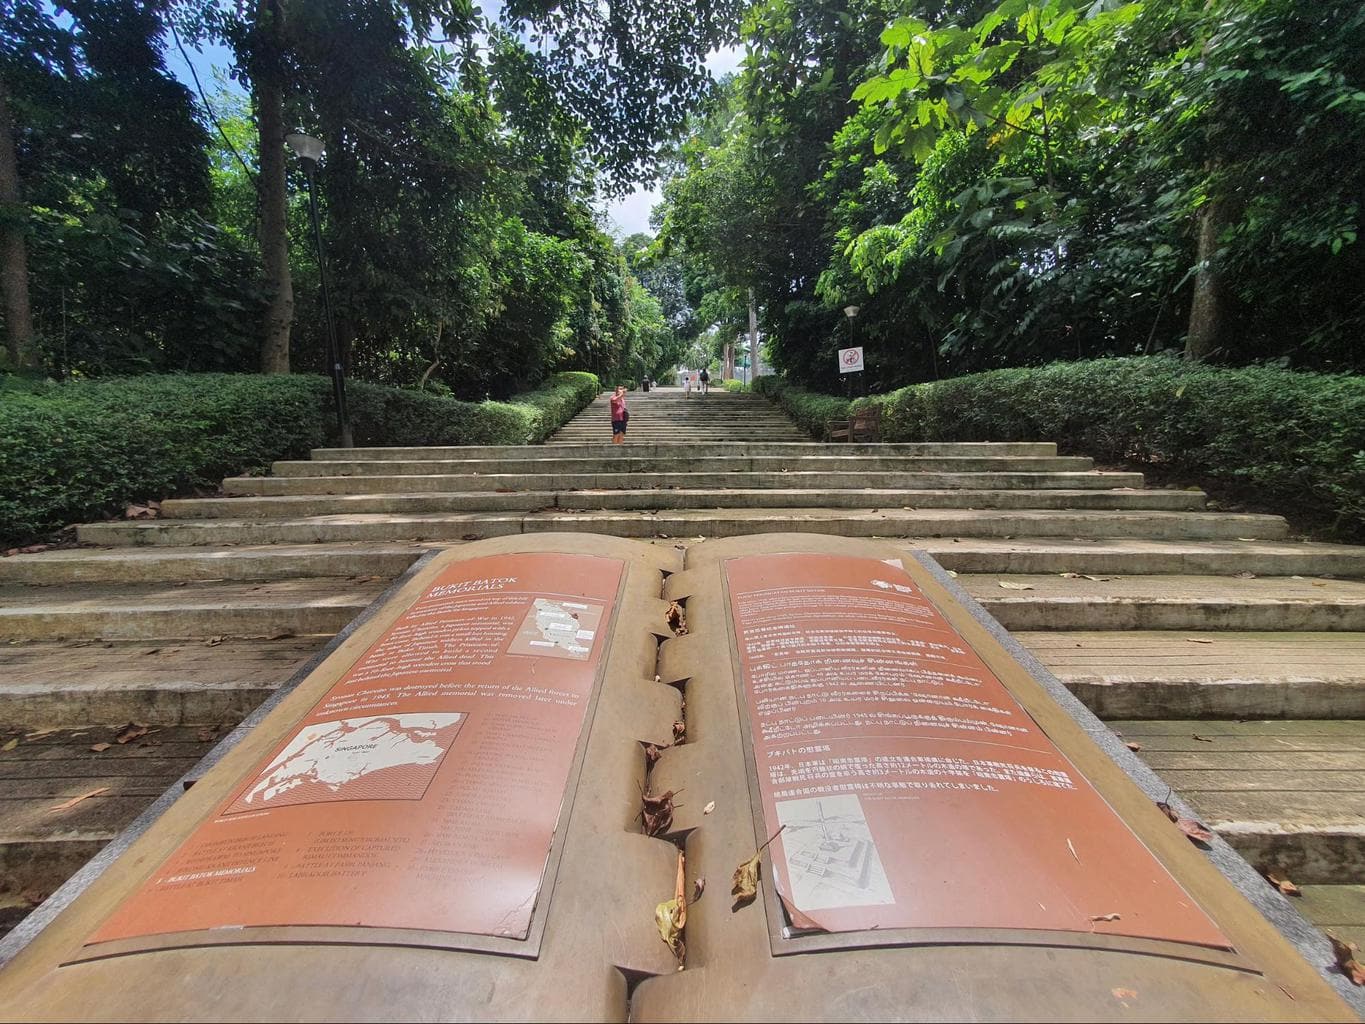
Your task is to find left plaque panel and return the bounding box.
[86,552,625,948]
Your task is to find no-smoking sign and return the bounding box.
[838,346,864,373]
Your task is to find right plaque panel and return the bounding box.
[725,552,1231,947]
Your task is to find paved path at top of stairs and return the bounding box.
[2,384,1363,947]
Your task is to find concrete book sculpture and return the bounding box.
[0,534,1356,1021]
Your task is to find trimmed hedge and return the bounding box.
[0,371,598,542]
[755,359,1365,536]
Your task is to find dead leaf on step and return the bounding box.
[1090,913,1121,922]
[115,722,149,745]
[24,727,57,738]
[673,720,686,743]
[1262,868,1301,897]
[643,743,664,767]
[1184,637,1214,644]
[1191,733,1214,742]
[0,737,19,752]
[692,877,706,902]
[1125,741,1142,752]
[48,786,109,812]
[997,581,1034,590]
[1312,580,1328,587]
[1157,800,1215,843]
[665,601,688,635]
[1082,575,1115,582]
[1235,571,1256,579]
[641,789,676,837]
[124,503,158,520]
[731,825,786,909]
[1112,988,1138,1001]
[203,635,225,647]
[655,850,687,963]
[1060,572,1082,578]
[703,801,716,815]
[89,742,112,752]
[1328,933,1365,986]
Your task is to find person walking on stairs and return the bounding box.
[609,384,629,444]
[699,367,710,395]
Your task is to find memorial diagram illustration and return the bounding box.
[775,794,895,912]
[507,598,603,660]
[229,713,466,811]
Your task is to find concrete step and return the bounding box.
[1113,720,1365,884]
[309,442,1061,460]
[234,470,1139,494]
[0,637,322,727]
[0,578,383,640]
[1296,884,1365,950]
[77,507,1292,547]
[177,488,1200,519]
[908,537,1365,578]
[0,725,221,935]
[964,573,1365,631]
[0,543,424,585]
[276,455,1098,477]
[1027,631,1365,719]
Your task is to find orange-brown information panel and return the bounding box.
[89,552,624,947]
[725,553,1230,947]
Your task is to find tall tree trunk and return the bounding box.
[1185,195,1225,362]
[747,287,758,380]
[0,77,36,370]
[254,1,292,373]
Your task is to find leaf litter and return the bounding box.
[1328,934,1365,985]
[732,826,786,909]
[1262,868,1301,897]
[1157,792,1215,844]
[655,850,687,966]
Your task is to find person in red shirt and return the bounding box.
[609,385,628,444]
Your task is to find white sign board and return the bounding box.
[838,346,864,374]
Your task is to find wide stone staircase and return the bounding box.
[2,386,1364,949]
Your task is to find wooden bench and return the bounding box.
[827,404,881,442]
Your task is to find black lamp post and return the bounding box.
[843,304,861,398]
[285,132,352,448]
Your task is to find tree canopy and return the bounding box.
[654,0,1365,391]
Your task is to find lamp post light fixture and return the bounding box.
[285,131,352,448]
[843,304,862,398]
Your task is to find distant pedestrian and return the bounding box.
[684,373,693,396]
[699,367,710,395]
[609,384,628,444]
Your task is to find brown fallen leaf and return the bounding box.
[672,720,686,743]
[1263,868,1301,897]
[203,635,225,647]
[48,786,109,812]
[997,581,1034,590]
[692,877,706,901]
[1125,741,1143,752]
[654,850,687,963]
[1,738,17,752]
[641,789,676,837]
[1192,733,1214,742]
[1059,572,1082,579]
[665,601,688,635]
[1112,988,1138,1001]
[1185,637,1214,644]
[1328,933,1365,986]
[643,742,664,767]
[1235,571,1256,579]
[1090,913,1121,922]
[732,825,786,908]
[115,721,149,745]
[89,742,112,753]
[1157,800,1215,843]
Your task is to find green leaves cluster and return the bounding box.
[653,0,1365,391]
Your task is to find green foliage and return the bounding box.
[0,371,598,543]
[758,359,1365,535]
[721,378,750,393]
[654,0,1365,386]
[752,376,852,440]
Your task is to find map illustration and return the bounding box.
[227,713,465,812]
[776,794,895,912]
[506,598,603,661]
